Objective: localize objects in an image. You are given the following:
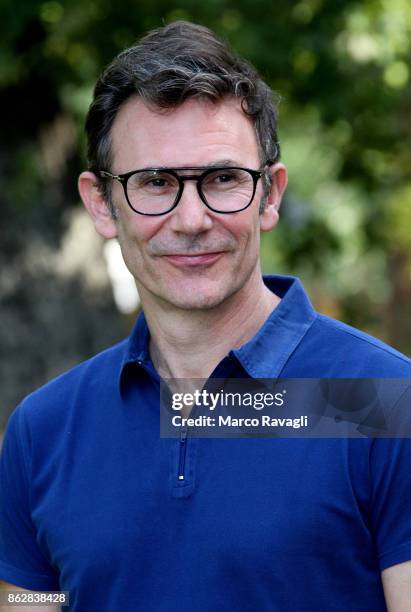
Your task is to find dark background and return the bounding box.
[1,0,411,429]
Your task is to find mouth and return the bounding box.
[162,252,226,267]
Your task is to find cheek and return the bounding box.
[224,214,260,247]
[239,218,262,263]
[117,213,165,248]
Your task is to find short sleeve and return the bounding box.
[0,404,59,590]
[369,435,411,571]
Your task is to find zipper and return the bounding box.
[177,426,188,481]
[136,359,191,486]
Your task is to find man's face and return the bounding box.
[86,96,286,311]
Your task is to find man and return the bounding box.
[1,21,411,612]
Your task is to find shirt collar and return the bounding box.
[119,274,317,389]
[120,308,151,371]
[232,275,317,378]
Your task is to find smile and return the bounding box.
[162,252,225,267]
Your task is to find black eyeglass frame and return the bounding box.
[99,165,271,216]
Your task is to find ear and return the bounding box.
[78,171,118,239]
[259,163,288,232]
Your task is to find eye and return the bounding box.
[140,173,172,188]
[130,172,178,192]
[146,177,169,188]
[213,171,236,183]
[203,169,249,191]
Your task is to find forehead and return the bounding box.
[110,96,260,171]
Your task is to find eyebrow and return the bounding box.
[141,159,240,171]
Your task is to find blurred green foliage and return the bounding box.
[0,0,410,418]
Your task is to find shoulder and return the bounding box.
[318,313,410,363]
[9,338,129,437]
[319,314,410,363]
[289,312,411,377]
[28,337,128,398]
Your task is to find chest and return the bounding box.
[31,434,372,579]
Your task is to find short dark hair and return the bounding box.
[85,20,281,215]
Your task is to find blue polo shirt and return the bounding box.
[1,275,411,611]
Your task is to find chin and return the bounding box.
[165,292,227,311]
[142,268,251,311]
[157,282,233,311]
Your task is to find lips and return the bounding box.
[162,252,225,266]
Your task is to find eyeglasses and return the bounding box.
[99,165,268,216]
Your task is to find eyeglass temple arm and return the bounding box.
[99,170,124,181]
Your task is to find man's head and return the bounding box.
[79,21,287,312]
[84,20,281,216]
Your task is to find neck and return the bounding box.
[139,273,280,380]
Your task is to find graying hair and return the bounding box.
[85,21,280,217]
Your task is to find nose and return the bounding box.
[168,180,213,234]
